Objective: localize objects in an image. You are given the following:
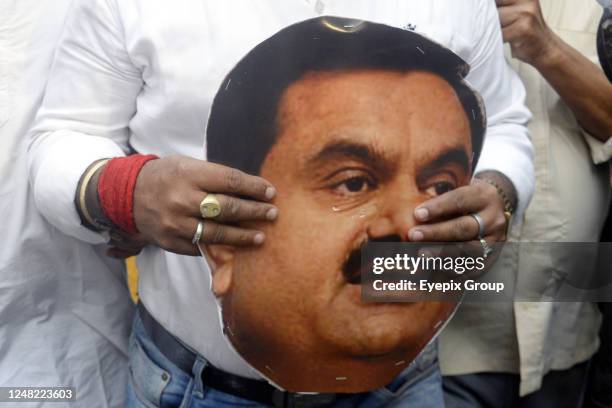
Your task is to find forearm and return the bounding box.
[533,32,612,142]
[26,0,143,240]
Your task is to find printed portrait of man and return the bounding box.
[203,17,486,393]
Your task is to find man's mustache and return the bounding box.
[342,235,402,284]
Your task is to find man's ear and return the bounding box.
[203,244,236,297]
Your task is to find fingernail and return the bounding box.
[265,187,276,200]
[266,208,278,220]
[415,207,429,221]
[254,233,266,245]
[409,230,424,241]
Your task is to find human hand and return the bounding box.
[407,172,515,244]
[496,0,560,67]
[133,155,278,255]
[406,172,515,276]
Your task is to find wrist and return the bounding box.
[474,171,517,215]
[75,159,114,232]
[531,30,565,70]
[474,171,517,238]
[87,163,115,229]
[98,154,159,235]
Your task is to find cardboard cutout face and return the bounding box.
[204,17,485,393]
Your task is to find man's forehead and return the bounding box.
[274,69,468,142]
[259,67,472,182]
[276,69,460,122]
[281,68,453,98]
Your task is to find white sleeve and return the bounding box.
[27,0,143,244]
[467,0,535,218]
[583,131,612,165]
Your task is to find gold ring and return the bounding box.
[200,194,221,219]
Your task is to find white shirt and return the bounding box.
[27,0,534,380]
[0,1,133,407]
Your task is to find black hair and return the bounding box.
[206,17,486,175]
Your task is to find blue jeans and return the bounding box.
[126,313,444,407]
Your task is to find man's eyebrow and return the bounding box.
[417,147,470,180]
[305,140,395,175]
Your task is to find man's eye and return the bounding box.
[333,176,376,195]
[345,177,370,192]
[425,181,455,197]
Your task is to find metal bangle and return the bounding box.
[481,178,514,215]
[78,159,110,231]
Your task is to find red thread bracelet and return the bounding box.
[98,154,159,235]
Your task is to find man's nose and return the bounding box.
[366,198,420,242]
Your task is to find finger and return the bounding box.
[199,220,265,246]
[497,6,522,28]
[460,239,495,280]
[155,216,266,255]
[480,237,504,269]
[501,18,530,44]
[215,194,279,222]
[152,217,205,256]
[166,240,201,256]
[409,214,481,242]
[411,202,506,243]
[191,193,278,222]
[414,184,493,222]
[194,161,276,202]
[496,0,518,6]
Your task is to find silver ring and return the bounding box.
[192,221,204,245]
[470,213,486,239]
[479,238,493,259]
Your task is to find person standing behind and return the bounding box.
[0,1,140,406]
[441,0,612,407]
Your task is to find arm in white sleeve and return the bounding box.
[27,0,143,243]
[467,0,535,218]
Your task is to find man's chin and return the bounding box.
[240,341,415,393]
[332,315,423,358]
[227,301,439,393]
[251,339,418,393]
[318,296,453,360]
